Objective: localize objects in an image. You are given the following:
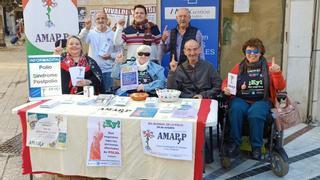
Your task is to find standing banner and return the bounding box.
[22,0,79,99]
[160,0,220,73]
[140,120,193,160]
[28,55,62,99]
[87,117,122,167]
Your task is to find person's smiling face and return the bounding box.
[67,37,82,57]
[245,46,261,63]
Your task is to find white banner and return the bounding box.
[26,113,67,149]
[140,120,193,161]
[28,55,62,100]
[87,117,121,166]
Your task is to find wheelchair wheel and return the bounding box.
[221,156,231,169]
[271,148,289,177]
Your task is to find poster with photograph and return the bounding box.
[87,117,121,166]
[120,65,138,91]
[26,113,67,149]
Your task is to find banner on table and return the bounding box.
[87,117,121,166]
[160,0,220,74]
[140,120,193,160]
[28,55,62,100]
[26,113,67,149]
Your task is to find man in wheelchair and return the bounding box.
[221,38,286,160]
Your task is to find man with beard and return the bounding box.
[79,11,117,92]
[160,8,205,65]
[114,4,161,63]
[167,39,221,99]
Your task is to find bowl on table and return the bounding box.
[156,89,181,102]
[130,92,149,101]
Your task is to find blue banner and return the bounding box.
[160,0,220,74]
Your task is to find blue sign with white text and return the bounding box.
[160,0,220,74]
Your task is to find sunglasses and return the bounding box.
[245,49,260,54]
[137,52,151,57]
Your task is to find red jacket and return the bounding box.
[221,62,286,105]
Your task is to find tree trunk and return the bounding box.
[0,5,7,47]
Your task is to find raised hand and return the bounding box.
[223,87,231,96]
[241,82,247,90]
[169,55,178,72]
[161,25,169,42]
[118,19,125,28]
[53,42,63,55]
[115,53,124,64]
[84,18,92,30]
[269,56,281,73]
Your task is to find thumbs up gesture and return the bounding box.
[269,57,281,73]
[169,55,178,72]
[241,82,247,90]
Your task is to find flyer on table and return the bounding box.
[140,120,193,161]
[87,117,122,166]
[26,113,67,149]
[28,55,62,100]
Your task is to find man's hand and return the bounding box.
[193,94,203,99]
[241,82,246,90]
[269,57,281,73]
[117,19,125,28]
[84,18,92,30]
[101,54,111,60]
[223,87,231,96]
[161,25,169,43]
[137,84,144,92]
[169,56,178,72]
[115,53,125,64]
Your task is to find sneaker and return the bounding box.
[252,148,262,160]
[225,142,240,158]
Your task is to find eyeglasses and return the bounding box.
[137,52,151,57]
[245,49,260,54]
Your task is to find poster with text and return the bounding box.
[140,120,193,160]
[87,117,121,166]
[28,55,62,100]
[120,65,138,91]
[26,113,67,149]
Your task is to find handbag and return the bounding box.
[271,93,302,131]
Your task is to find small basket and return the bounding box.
[130,92,149,101]
[156,89,181,102]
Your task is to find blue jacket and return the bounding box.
[111,59,166,95]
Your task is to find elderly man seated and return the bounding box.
[111,45,166,96]
[167,39,221,99]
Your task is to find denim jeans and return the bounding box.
[229,97,271,149]
[102,72,113,92]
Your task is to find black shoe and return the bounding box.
[226,142,240,158]
[252,148,262,160]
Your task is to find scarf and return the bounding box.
[136,59,149,71]
[132,19,154,46]
[238,57,270,100]
[61,53,89,94]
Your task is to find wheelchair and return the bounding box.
[216,94,289,177]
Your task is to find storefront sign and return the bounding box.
[140,120,193,160]
[87,117,121,166]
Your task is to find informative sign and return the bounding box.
[120,65,138,91]
[26,113,67,149]
[140,120,193,160]
[87,117,121,166]
[160,0,220,73]
[28,55,62,100]
[22,0,78,55]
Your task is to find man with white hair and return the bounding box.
[112,45,166,96]
[79,11,117,92]
[160,8,205,64]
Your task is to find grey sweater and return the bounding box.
[167,60,221,98]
